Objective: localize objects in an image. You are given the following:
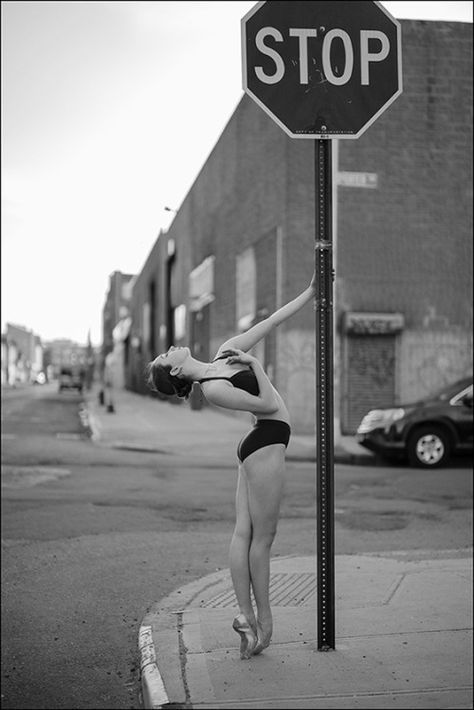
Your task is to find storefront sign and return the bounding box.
[344,311,404,335]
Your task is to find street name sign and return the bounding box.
[241,0,402,138]
[337,171,378,188]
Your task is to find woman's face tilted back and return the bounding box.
[153,345,191,372]
[147,345,194,399]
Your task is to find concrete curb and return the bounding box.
[286,448,377,466]
[138,567,234,709]
[138,625,171,709]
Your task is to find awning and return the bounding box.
[112,316,132,343]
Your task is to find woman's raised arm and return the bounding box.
[217,272,316,355]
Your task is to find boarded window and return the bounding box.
[236,247,256,331]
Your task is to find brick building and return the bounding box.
[125,20,472,434]
[126,234,169,395]
[101,271,135,366]
[2,323,42,384]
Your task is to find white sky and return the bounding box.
[2,1,472,346]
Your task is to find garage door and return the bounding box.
[342,334,397,434]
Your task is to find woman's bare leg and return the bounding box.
[229,465,256,626]
[243,445,286,637]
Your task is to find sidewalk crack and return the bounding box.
[176,611,193,708]
[385,572,406,603]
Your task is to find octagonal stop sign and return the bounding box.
[242,0,402,139]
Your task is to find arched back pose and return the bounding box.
[146,272,316,659]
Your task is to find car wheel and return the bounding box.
[407,425,451,468]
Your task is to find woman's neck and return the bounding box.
[188,357,217,382]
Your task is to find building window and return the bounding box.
[142,302,150,354]
[236,247,256,332]
[174,304,187,341]
[149,280,157,354]
[189,256,215,312]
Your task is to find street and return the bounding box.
[1,384,472,709]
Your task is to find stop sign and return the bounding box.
[242,0,402,139]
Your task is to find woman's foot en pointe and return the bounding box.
[252,620,272,655]
[232,614,257,660]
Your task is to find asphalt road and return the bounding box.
[1,384,472,709]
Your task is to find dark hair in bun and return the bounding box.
[145,360,193,400]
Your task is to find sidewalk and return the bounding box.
[84,386,473,710]
[84,383,375,466]
[140,554,472,710]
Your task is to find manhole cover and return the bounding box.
[200,572,316,608]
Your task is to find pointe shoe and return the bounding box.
[252,621,272,656]
[232,614,257,660]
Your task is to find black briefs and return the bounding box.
[237,419,291,463]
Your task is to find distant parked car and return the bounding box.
[58,367,84,394]
[356,377,473,468]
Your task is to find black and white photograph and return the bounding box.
[1,2,472,708]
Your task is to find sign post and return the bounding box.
[314,137,335,649]
[241,0,402,650]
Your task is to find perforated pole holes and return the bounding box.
[315,139,335,650]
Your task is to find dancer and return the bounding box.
[146,270,316,658]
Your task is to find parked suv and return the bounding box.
[58,367,84,394]
[356,376,473,468]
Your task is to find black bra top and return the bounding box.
[199,354,260,396]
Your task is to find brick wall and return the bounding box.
[127,20,472,432]
[336,21,473,330]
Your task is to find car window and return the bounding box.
[450,384,473,405]
[430,378,473,401]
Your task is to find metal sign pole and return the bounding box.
[314,138,335,651]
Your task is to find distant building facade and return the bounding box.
[2,323,43,384]
[125,234,169,395]
[1,334,19,385]
[42,338,88,379]
[123,20,472,434]
[101,270,135,381]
